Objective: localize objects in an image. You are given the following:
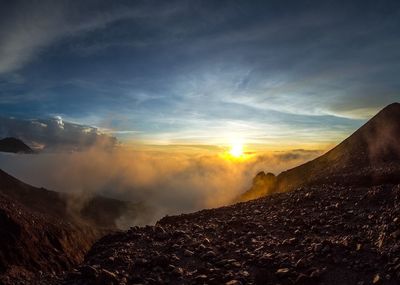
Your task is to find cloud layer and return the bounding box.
[0,145,322,226]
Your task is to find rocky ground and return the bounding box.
[0,137,33,154]
[63,183,400,285]
[0,193,99,285]
[0,169,146,284]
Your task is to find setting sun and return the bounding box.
[229,143,244,157]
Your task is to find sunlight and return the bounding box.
[229,142,244,158]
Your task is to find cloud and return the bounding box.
[0,143,324,226]
[0,1,161,75]
[0,116,116,151]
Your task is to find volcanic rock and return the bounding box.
[0,169,146,284]
[240,102,400,201]
[61,183,400,285]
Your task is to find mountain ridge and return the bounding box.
[239,102,400,201]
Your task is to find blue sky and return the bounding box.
[0,0,399,148]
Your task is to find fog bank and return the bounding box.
[0,146,322,226]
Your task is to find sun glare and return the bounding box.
[229,143,244,158]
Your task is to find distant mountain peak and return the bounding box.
[0,137,33,154]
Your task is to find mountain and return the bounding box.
[0,137,33,154]
[63,184,400,285]
[240,102,400,201]
[0,169,145,284]
[0,170,98,284]
[0,190,99,284]
[62,103,400,285]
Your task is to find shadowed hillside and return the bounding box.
[0,169,146,284]
[0,193,99,284]
[0,169,142,228]
[240,103,400,201]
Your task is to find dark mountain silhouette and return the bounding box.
[0,169,145,284]
[240,102,400,201]
[0,137,33,154]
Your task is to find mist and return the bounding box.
[0,145,322,226]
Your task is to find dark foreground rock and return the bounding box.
[63,183,400,285]
[0,169,149,284]
[0,194,99,285]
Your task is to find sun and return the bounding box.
[229,142,244,158]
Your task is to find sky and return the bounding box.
[0,0,400,150]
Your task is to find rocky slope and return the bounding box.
[240,102,400,201]
[64,183,400,285]
[0,137,33,154]
[0,169,144,284]
[0,193,99,284]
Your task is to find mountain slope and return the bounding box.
[240,103,400,201]
[0,193,98,284]
[278,102,400,190]
[0,169,145,284]
[64,184,400,285]
[0,169,143,229]
[0,137,33,154]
